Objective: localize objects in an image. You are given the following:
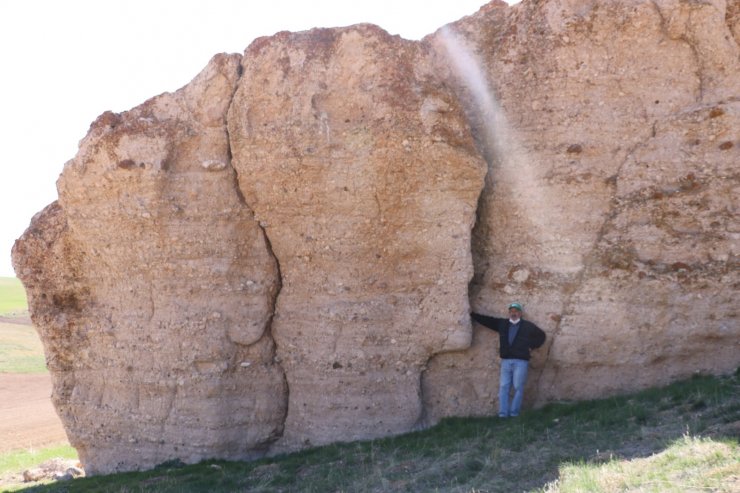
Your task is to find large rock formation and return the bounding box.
[422,0,740,421]
[13,55,288,473]
[12,0,739,474]
[228,25,485,451]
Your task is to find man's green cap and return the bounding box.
[508,302,523,311]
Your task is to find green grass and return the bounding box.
[0,321,46,373]
[545,436,739,492]
[0,277,41,373]
[0,444,78,492]
[0,445,78,478]
[0,277,28,316]
[5,370,737,492]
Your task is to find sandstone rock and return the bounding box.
[14,54,287,474]
[422,0,739,421]
[228,24,486,450]
[22,468,45,483]
[14,22,485,472]
[53,472,73,481]
[11,0,740,474]
[21,458,82,483]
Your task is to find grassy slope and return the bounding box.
[0,445,77,479]
[7,371,737,493]
[0,277,42,373]
[550,436,739,492]
[0,321,46,373]
[0,277,27,316]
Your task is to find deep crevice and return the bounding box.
[227,164,290,449]
[223,58,291,449]
[413,366,432,431]
[254,221,290,447]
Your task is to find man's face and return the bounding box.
[509,307,522,321]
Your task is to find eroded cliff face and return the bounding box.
[228,25,485,450]
[13,55,289,473]
[12,0,739,474]
[423,0,739,421]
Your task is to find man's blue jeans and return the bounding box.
[499,358,529,417]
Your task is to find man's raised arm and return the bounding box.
[471,312,504,332]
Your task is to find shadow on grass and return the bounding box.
[12,370,739,493]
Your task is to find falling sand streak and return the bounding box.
[437,27,559,253]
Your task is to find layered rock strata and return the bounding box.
[13,55,288,473]
[228,25,485,449]
[13,23,486,472]
[12,0,739,474]
[423,0,739,421]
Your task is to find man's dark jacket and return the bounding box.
[471,313,546,361]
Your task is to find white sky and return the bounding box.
[0,0,517,277]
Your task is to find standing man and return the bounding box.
[472,302,546,418]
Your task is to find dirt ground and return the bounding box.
[0,371,68,452]
[0,315,32,325]
[0,313,67,452]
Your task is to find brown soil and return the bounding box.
[0,315,32,326]
[0,373,68,452]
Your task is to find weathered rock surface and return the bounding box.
[21,458,83,483]
[228,25,485,450]
[423,0,739,421]
[13,55,288,474]
[13,22,485,472]
[12,0,740,474]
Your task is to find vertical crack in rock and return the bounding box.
[225,121,290,446]
[217,58,290,453]
[649,0,705,102]
[256,224,290,446]
[420,0,740,418]
[14,53,293,474]
[229,24,485,451]
[650,0,740,103]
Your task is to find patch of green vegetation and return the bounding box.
[545,436,739,493]
[0,322,46,373]
[0,444,77,477]
[0,277,28,316]
[8,371,739,492]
